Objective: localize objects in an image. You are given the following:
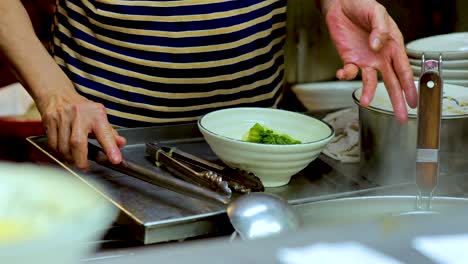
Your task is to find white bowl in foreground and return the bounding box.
[0,162,117,264]
[198,107,334,187]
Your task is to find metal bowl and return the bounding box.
[353,82,468,183]
[295,196,468,228]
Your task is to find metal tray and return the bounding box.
[27,123,410,245]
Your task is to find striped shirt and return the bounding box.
[52,0,287,127]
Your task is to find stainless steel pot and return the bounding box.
[295,196,468,228]
[353,89,468,184]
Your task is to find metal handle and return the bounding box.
[416,53,443,192]
[87,142,231,205]
[154,149,232,196]
[146,142,264,193]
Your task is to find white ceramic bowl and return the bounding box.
[198,107,334,187]
[0,162,117,263]
[292,81,363,111]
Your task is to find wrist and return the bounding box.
[3,42,79,113]
[31,70,80,114]
[36,86,81,114]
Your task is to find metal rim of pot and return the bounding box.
[352,88,468,120]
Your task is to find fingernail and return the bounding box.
[372,37,381,50]
[112,153,122,164]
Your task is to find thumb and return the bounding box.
[368,4,390,51]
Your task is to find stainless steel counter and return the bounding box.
[29,122,440,246]
[27,122,468,263]
[85,202,468,264]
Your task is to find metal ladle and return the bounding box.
[393,53,443,218]
[414,54,443,212]
[87,144,301,240]
[227,192,301,240]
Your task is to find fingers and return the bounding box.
[111,128,127,148]
[70,105,122,168]
[93,108,122,165]
[42,96,122,169]
[95,123,122,164]
[58,111,73,161]
[376,10,416,116]
[70,109,89,169]
[392,49,418,109]
[386,18,418,109]
[381,63,409,123]
[44,117,58,153]
[368,4,390,51]
[360,67,378,107]
[43,111,73,161]
[336,63,359,80]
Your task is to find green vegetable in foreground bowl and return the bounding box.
[243,123,301,145]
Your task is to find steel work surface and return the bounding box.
[28,123,458,245]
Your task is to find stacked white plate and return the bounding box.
[406,32,468,87]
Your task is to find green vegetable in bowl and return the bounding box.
[243,123,301,145]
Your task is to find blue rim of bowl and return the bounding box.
[198,108,335,146]
[352,88,468,120]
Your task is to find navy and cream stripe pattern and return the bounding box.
[52,0,287,127]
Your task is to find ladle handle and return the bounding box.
[416,55,443,191]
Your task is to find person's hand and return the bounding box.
[39,91,126,169]
[321,0,418,122]
[0,0,124,167]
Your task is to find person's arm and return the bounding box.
[317,0,417,123]
[0,0,125,168]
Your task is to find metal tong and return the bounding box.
[145,142,264,193]
[416,53,443,209]
[87,142,231,205]
[145,142,232,196]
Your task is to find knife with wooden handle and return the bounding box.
[416,54,443,207]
